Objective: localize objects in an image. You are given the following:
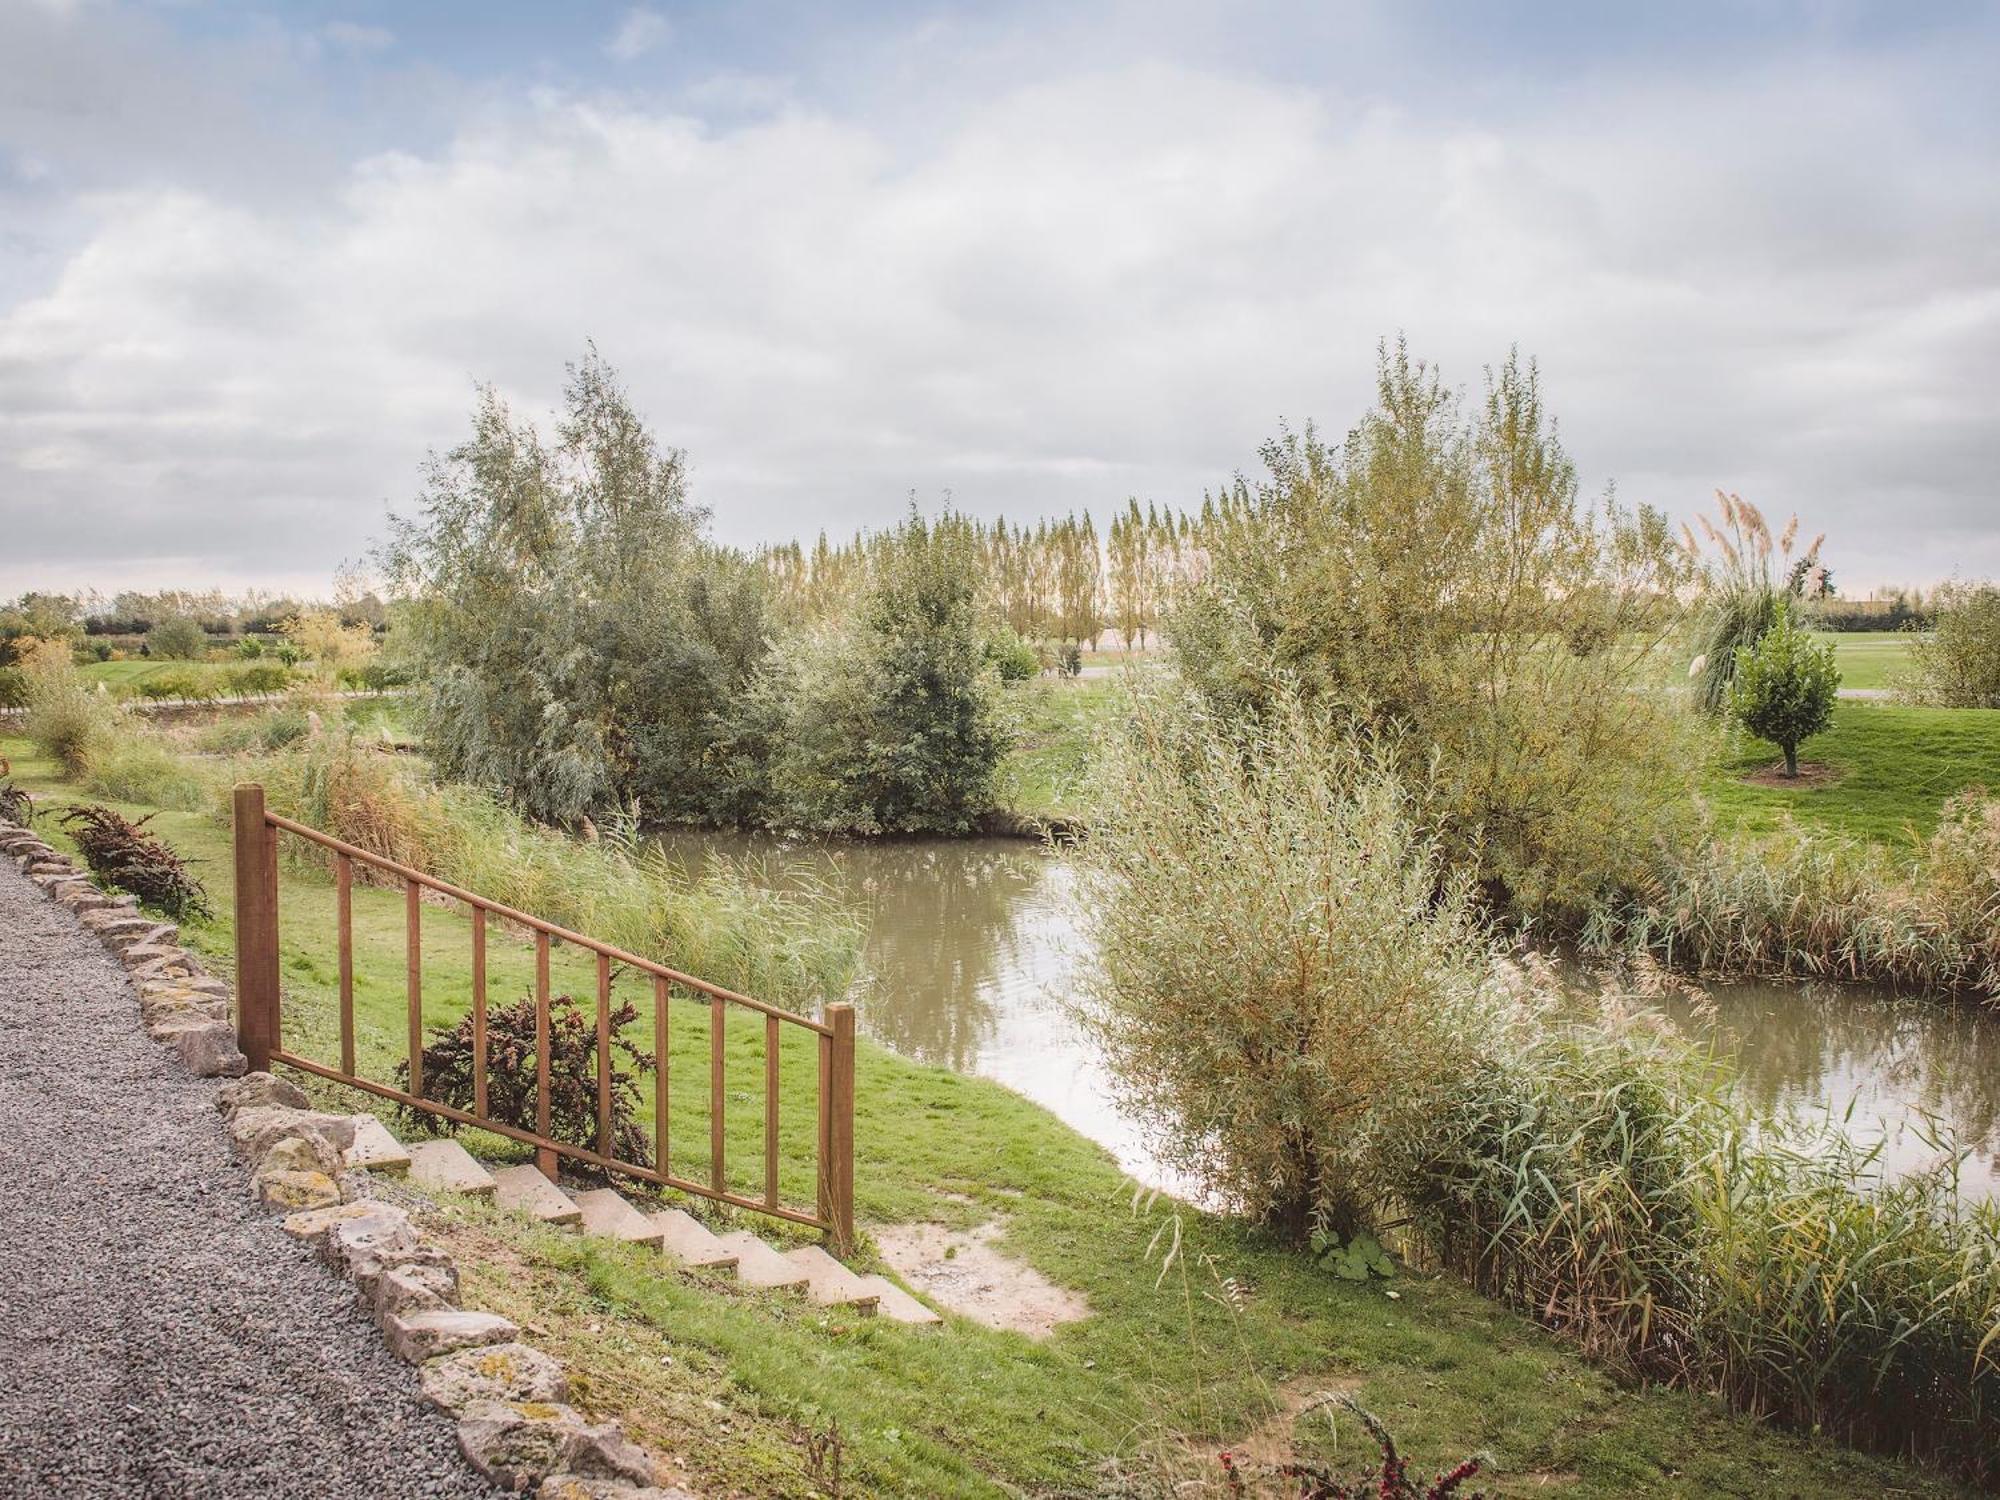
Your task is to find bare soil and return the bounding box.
[1738,759,1844,789]
[873,1220,1089,1337]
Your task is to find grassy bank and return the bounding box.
[1705,699,2000,844]
[993,674,1128,822]
[2,729,1981,1497]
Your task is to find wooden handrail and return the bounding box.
[234,784,856,1250]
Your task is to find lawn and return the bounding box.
[78,657,245,696]
[2,729,1977,1498]
[1814,629,1916,693]
[992,673,1129,821]
[1704,699,2000,845]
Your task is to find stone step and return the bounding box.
[853,1273,943,1326]
[490,1164,583,1226]
[406,1138,498,1198]
[573,1189,665,1249]
[344,1115,412,1175]
[714,1231,809,1290]
[783,1245,880,1315]
[650,1208,741,1272]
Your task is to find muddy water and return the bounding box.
[651,831,2000,1200]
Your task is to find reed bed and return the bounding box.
[1587,793,2000,998]
[1384,1024,2000,1484]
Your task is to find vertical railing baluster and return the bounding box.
[405,877,422,1098]
[336,851,354,1076]
[231,784,279,1074]
[765,1013,780,1209]
[816,1031,832,1228]
[471,906,488,1120]
[653,975,670,1178]
[710,997,726,1197]
[596,951,613,1159]
[826,1002,856,1253]
[534,930,555,1180]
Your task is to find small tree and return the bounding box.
[1904,580,2000,708]
[1729,601,1839,777]
[146,615,208,661]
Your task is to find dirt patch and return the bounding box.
[1230,1373,1366,1468]
[1739,759,1843,789]
[874,1221,1089,1337]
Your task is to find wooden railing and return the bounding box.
[231,783,855,1250]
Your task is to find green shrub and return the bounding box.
[1904,580,2000,707]
[1165,343,1705,916]
[750,511,1006,835]
[985,628,1040,682]
[229,663,293,697]
[84,737,218,812]
[1727,599,1839,776]
[1072,681,1500,1234]
[22,648,123,776]
[0,666,25,708]
[145,616,207,661]
[197,704,311,754]
[136,669,216,703]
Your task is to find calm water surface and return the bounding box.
[654,831,2000,1200]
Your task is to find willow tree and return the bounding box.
[1168,341,1703,914]
[384,349,769,826]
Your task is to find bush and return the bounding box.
[83,737,218,812]
[1727,599,1839,776]
[398,991,655,1164]
[1166,344,1705,915]
[0,666,25,708]
[136,669,215,703]
[1072,682,1501,1234]
[749,511,1006,835]
[56,803,211,919]
[146,616,208,661]
[986,628,1040,682]
[22,646,123,776]
[197,704,312,754]
[1904,580,2000,707]
[0,759,31,824]
[229,663,294,697]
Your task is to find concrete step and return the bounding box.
[491,1164,583,1226]
[715,1231,809,1291]
[406,1138,498,1198]
[573,1188,665,1249]
[854,1273,943,1326]
[344,1115,412,1176]
[783,1245,880,1315]
[650,1208,740,1272]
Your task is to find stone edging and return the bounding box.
[0,813,693,1500]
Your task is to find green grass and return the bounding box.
[1704,699,2000,844]
[1814,630,1916,692]
[3,732,1978,1498]
[78,658,244,696]
[993,675,1128,821]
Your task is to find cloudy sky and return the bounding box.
[2,0,1995,598]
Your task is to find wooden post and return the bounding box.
[471,907,488,1120]
[405,879,423,1098]
[824,1002,856,1254]
[232,784,279,1073]
[534,931,556,1181]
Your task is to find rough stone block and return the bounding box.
[374,1262,458,1322]
[153,1014,247,1077]
[383,1309,518,1365]
[420,1343,567,1414]
[217,1071,311,1116]
[229,1106,360,1163]
[457,1401,579,1492]
[255,1169,341,1210]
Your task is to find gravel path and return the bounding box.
[0,859,497,1499]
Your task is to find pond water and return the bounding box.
[652,831,2000,1201]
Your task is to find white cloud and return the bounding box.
[322,22,395,55]
[0,41,1995,597]
[606,8,671,64]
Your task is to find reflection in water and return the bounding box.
[652,831,2000,1200]
[1640,984,2000,1198]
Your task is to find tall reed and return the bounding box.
[245,726,864,1011]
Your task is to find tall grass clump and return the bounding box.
[1589,793,2000,997]
[248,726,862,1012]
[1385,1022,2000,1482]
[1072,680,1509,1234]
[1078,684,2000,1482]
[21,643,123,776]
[1683,491,1830,716]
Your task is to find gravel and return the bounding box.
[0,858,500,1499]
